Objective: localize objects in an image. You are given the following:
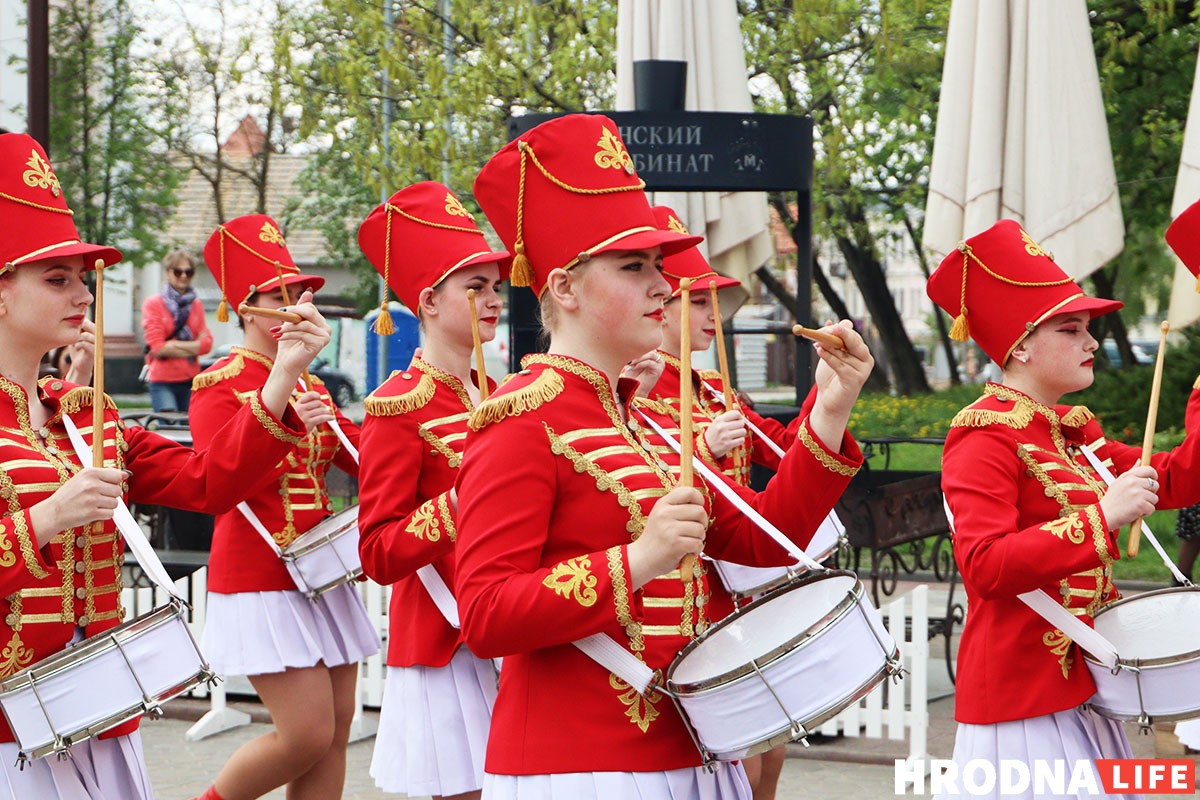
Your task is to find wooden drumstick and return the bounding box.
[238,304,302,324]
[792,324,845,350]
[274,262,313,393]
[1128,320,1171,558]
[711,280,745,479]
[467,289,489,401]
[92,259,105,468]
[679,278,697,584]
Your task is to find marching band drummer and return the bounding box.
[643,204,792,800]
[0,133,320,800]
[455,113,873,799]
[927,220,1200,800]
[355,181,510,800]
[188,214,380,800]
[646,205,794,488]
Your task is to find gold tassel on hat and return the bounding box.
[216,228,231,322]
[371,299,395,336]
[1194,273,1200,294]
[950,243,971,341]
[216,297,230,323]
[509,143,534,288]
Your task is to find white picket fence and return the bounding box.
[817,583,930,772]
[124,568,930,761]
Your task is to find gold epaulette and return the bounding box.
[364,372,434,416]
[192,354,245,391]
[57,386,117,416]
[632,396,674,417]
[1060,405,1095,428]
[697,369,723,382]
[1194,372,1200,391]
[308,373,326,386]
[469,369,564,430]
[950,399,1033,430]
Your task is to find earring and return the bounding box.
[1013,353,1028,363]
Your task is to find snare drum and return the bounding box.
[1085,586,1200,724]
[666,570,900,763]
[281,505,362,600]
[711,512,843,601]
[0,600,212,763]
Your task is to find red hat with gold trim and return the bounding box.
[202,214,325,323]
[473,113,702,296]
[652,205,749,319]
[0,133,121,271]
[926,219,1122,365]
[1166,198,1200,289]
[358,181,510,328]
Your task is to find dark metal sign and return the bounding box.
[508,111,811,192]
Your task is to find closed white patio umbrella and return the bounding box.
[1166,47,1200,329]
[923,0,1124,280]
[615,0,773,286]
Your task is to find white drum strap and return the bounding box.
[61,416,185,601]
[940,497,1120,670]
[236,501,286,556]
[1077,444,1189,586]
[636,411,824,571]
[573,633,657,695]
[415,565,460,628]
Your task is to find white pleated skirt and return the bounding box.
[934,706,1139,800]
[483,761,750,800]
[0,730,152,800]
[370,647,498,796]
[202,584,380,677]
[1174,719,1200,750]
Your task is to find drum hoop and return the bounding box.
[727,544,837,599]
[283,520,358,558]
[1087,700,1200,725]
[1085,585,1200,667]
[669,569,863,693]
[14,668,209,761]
[0,601,187,690]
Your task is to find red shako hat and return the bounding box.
[1166,198,1200,291]
[652,205,748,318]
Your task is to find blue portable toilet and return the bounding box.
[365,303,421,392]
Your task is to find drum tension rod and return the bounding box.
[109,632,163,719]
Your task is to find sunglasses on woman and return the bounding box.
[170,268,196,277]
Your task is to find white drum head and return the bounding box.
[671,573,857,685]
[288,505,359,552]
[1094,587,1200,663]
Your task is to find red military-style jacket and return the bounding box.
[190,346,360,593]
[650,351,809,485]
[0,374,305,743]
[454,353,862,774]
[943,382,1200,724]
[358,357,494,668]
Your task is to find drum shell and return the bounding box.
[0,602,209,761]
[1085,586,1200,723]
[281,506,362,599]
[666,570,898,761]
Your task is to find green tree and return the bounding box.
[740,0,948,394]
[48,0,181,266]
[1090,1,1200,365]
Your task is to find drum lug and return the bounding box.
[143,701,164,720]
[1136,713,1153,735]
[790,720,810,747]
[52,736,72,761]
[886,655,907,684]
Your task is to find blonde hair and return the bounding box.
[536,262,592,336]
[162,248,194,272]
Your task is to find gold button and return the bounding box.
[50,382,62,391]
[75,587,86,599]
[402,372,412,380]
[4,615,16,626]
[77,615,89,627]
[37,427,49,438]
[74,562,85,574]
[75,535,86,548]
[45,445,58,455]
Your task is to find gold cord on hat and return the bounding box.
[214,225,300,322]
[950,241,1072,342]
[0,191,73,215]
[509,138,647,288]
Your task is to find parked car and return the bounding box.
[1101,340,1155,370]
[199,345,357,406]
